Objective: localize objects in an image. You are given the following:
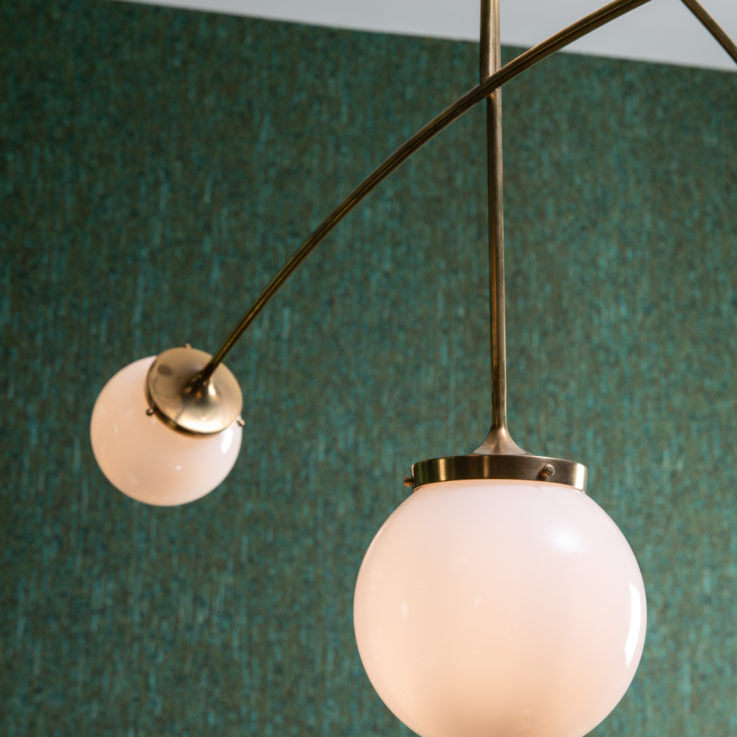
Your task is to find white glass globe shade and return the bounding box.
[90,356,242,506]
[354,479,646,737]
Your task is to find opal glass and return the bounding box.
[354,479,646,737]
[90,356,242,506]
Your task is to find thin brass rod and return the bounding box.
[198,0,660,381]
[680,0,737,65]
[481,0,505,429]
[479,0,522,453]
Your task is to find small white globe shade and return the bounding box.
[354,479,646,737]
[90,356,242,506]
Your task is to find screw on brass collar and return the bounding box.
[146,346,243,436]
[409,453,587,492]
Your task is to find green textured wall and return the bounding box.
[3,1,737,734]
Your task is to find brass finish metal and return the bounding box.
[194,0,736,382]
[681,0,737,64]
[151,0,734,479]
[475,426,527,455]
[411,454,588,492]
[482,0,508,433]
[197,0,662,381]
[146,347,243,435]
[412,0,733,486]
[541,463,556,479]
[410,0,584,488]
[477,0,527,457]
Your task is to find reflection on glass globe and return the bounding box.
[354,479,646,737]
[90,356,242,506]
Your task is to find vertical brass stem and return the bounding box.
[481,0,506,430]
[476,0,525,455]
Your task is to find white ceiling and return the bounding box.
[125,0,737,72]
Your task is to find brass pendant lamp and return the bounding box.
[90,1,737,735]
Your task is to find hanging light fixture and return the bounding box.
[90,349,243,505]
[90,0,737,735]
[354,3,645,734]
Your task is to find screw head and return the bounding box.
[541,463,555,479]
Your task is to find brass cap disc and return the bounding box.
[146,346,242,435]
[411,453,588,492]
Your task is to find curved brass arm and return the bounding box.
[681,0,737,65]
[198,0,736,382]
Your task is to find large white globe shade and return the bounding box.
[354,479,646,737]
[90,356,242,506]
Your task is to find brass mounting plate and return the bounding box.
[146,346,242,435]
[411,453,588,492]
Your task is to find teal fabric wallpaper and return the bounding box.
[2,1,736,734]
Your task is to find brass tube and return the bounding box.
[681,0,737,65]
[480,0,513,441]
[200,0,729,381]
